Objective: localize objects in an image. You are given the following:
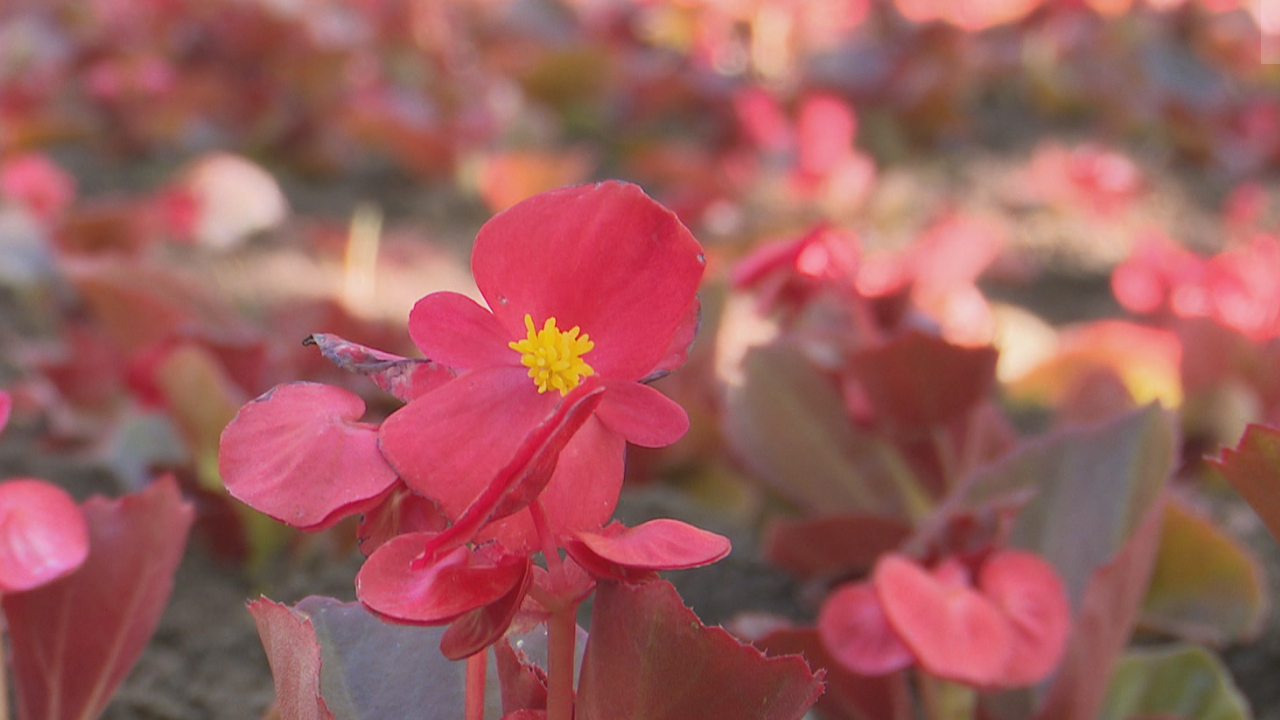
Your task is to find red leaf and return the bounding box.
[564,519,730,582]
[755,626,906,720]
[817,582,914,676]
[763,514,912,580]
[219,382,399,530]
[495,639,549,715]
[4,476,195,720]
[846,331,998,431]
[576,580,823,720]
[0,479,88,592]
[872,555,1013,688]
[1209,423,1280,545]
[978,550,1071,686]
[248,598,334,720]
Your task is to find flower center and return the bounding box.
[509,315,595,396]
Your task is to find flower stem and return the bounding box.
[465,650,487,720]
[546,603,578,720]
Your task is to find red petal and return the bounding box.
[565,520,730,582]
[357,534,530,624]
[979,550,1071,687]
[471,181,705,381]
[379,367,557,521]
[817,582,914,676]
[406,379,607,560]
[643,297,701,381]
[0,479,88,592]
[219,383,399,530]
[408,292,523,370]
[440,566,534,660]
[357,484,450,557]
[477,416,625,555]
[594,381,689,448]
[873,554,1013,687]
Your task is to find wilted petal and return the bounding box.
[594,381,689,448]
[408,292,522,371]
[471,181,706,381]
[219,383,399,530]
[0,479,89,592]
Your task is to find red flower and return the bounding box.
[818,550,1070,689]
[378,181,705,553]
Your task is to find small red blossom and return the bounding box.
[379,181,705,553]
[818,550,1070,689]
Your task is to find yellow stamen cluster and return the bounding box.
[509,314,595,396]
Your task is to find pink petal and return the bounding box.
[594,381,689,448]
[817,582,914,676]
[471,181,706,381]
[408,292,523,371]
[219,383,399,530]
[565,520,729,582]
[378,367,559,522]
[357,534,531,624]
[478,416,625,555]
[873,554,1013,688]
[0,479,89,592]
[979,550,1072,687]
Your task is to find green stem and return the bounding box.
[546,604,578,720]
[917,673,975,720]
[465,650,487,720]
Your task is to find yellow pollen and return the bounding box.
[508,315,595,396]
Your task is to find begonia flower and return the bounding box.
[378,181,704,553]
[818,550,1070,689]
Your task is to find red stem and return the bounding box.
[546,604,578,720]
[465,650,487,720]
[529,499,565,587]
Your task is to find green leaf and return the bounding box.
[1140,495,1266,645]
[722,343,919,518]
[1100,644,1252,720]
